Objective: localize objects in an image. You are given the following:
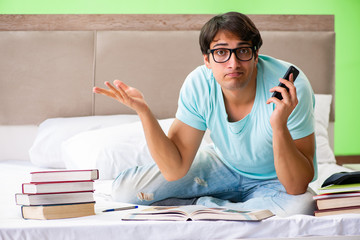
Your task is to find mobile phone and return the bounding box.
[272,66,299,100]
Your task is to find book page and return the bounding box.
[122,205,274,221]
[191,208,274,221]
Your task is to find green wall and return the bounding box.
[1,0,359,156]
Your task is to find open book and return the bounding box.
[122,205,274,222]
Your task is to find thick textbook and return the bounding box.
[22,180,94,194]
[21,202,95,220]
[15,191,94,206]
[313,192,360,210]
[314,205,360,217]
[30,169,99,182]
[122,205,274,222]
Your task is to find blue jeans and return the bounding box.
[112,145,316,217]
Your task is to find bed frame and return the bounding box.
[0,14,335,122]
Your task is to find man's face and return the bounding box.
[204,30,258,92]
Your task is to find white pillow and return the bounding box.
[29,114,140,168]
[32,94,334,171]
[61,118,175,179]
[314,94,336,164]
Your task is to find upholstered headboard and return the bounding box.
[0,14,335,125]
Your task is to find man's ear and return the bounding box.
[203,54,212,69]
[253,49,259,65]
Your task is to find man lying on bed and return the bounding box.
[93,12,317,217]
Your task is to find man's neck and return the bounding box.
[222,72,257,122]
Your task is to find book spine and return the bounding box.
[21,202,96,220]
[19,190,94,196]
[314,205,360,214]
[23,201,96,207]
[20,205,25,219]
[29,180,95,184]
[23,190,94,195]
[22,181,94,194]
[30,169,98,174]
[15,191,95,205]
[30,169,99,182]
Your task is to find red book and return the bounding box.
[313,192,360,210]
[22,180,94,194]
[30,169,99,183]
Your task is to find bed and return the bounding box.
[1,14,360,239]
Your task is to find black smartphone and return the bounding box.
[272,66,299,100]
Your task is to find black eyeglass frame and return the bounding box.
[207,46,257,63]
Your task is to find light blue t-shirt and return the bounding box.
[176,55,317,180]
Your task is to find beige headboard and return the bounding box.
[0,14,335,125]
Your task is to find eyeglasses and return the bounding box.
[207,46,256,63]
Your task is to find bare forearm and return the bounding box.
[93,80,199,181]
[272,127,314,195]
[137,108,190,181]
[267,72,315,194]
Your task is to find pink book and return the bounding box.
[30,169,99,183]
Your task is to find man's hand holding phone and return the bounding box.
[271,66,299,100]
[267,66,299,129]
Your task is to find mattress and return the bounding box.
[1,160,360,240]
[1,108,359,239]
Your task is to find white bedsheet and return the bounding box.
[1,160,360,240]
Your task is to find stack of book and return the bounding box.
[15,169,99,220]
[313,183,360,217]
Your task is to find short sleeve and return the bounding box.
[175,66,209,131]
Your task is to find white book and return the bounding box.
[16,191,94,206]
[30,169,99,182]
[22,181,94,194]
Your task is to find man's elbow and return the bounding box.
[285,186,308,195]
[161,170,187,182]
[283,177,313,195]
[284,179,312,195]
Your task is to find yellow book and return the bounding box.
[21,202,95,220]
[318,183,360,194]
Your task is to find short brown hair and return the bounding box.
[199,12,263,54]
